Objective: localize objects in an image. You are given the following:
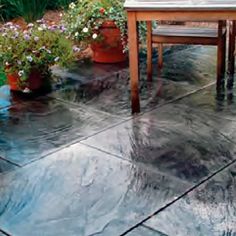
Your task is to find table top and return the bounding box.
[124,0,236,10]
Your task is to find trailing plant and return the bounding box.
[63,0,148,52]
[0,21,77,88]
[63,0,128,50]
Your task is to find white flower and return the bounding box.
[69,2,76,9]
[26,56,33,62]
[39,46,46,50]
[75,32,79,37]
[5,62,9,66]
[41,24,47,29]
[34,36,39,41]
[23,87,31,93]
[59,13,63,17]
[38,27,43,31]
[27,23,34,28]
[82,27,88,33]
[54,57,60,62]
[17,60,22,65]
[18,70,24,77]
[36,19,44,24]
[92,33,98,39]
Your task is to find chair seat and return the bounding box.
[153,26,221,38]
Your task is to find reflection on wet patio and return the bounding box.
[0,45,236,236]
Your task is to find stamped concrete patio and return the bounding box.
[0,45,236,236]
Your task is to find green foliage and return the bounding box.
[47,0,74,10]
[0,0,18,21]
[0,67,6,86]
[0,21,75,87]
[0,0,73,22]
[10,0,49,22]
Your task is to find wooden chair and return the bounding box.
[228,21,236,75]
[147,21,227,85]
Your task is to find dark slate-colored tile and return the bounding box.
[52,60,128,83]
[145,162,236,236]
[50,68,195,118]
[156,45,216,86]
[0,143,190,236]
[82,103,236,184]
[0,159,17,175]
[0,97,122,166]
[51,46,217,118]
[175,84,236,120]
[127,226,166,236]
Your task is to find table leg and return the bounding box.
[127,12,140,113]
[147,21,153,81]
[217,21,225,87]
[228,20,236,75]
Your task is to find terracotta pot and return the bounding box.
[7,69,43,92]
[90,21,127,63]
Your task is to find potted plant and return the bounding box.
[0,21,76,93]
[64,0,128,63]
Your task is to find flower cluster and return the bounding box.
[63,0,128,50]
[0,20,76,85]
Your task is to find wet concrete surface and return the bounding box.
[127,226,164,236]
[81,103,236,184]
[0,143,190,236]
[0,97,122,166]
[0,45,236,235]
[144,163,236,236]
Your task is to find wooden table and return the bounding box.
[124,0,236,113]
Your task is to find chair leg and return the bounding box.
[147,21,153,81]
[158,44,163,69]
[222,32,226,76]
[217,39,224,87]
[228,20,236,75]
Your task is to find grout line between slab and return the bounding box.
[0,156,20,167]
[79,142,131,163]
[20,117,133,167]
[0,229,11,236]
[49,95,128,121]
[142,224,169,236]
[20,81,216,168]
[120,157,236,236]
[79,143,192,187]
[80,143,191,185]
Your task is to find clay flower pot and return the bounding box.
[7,69,43,92]
[90,21,127,63]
